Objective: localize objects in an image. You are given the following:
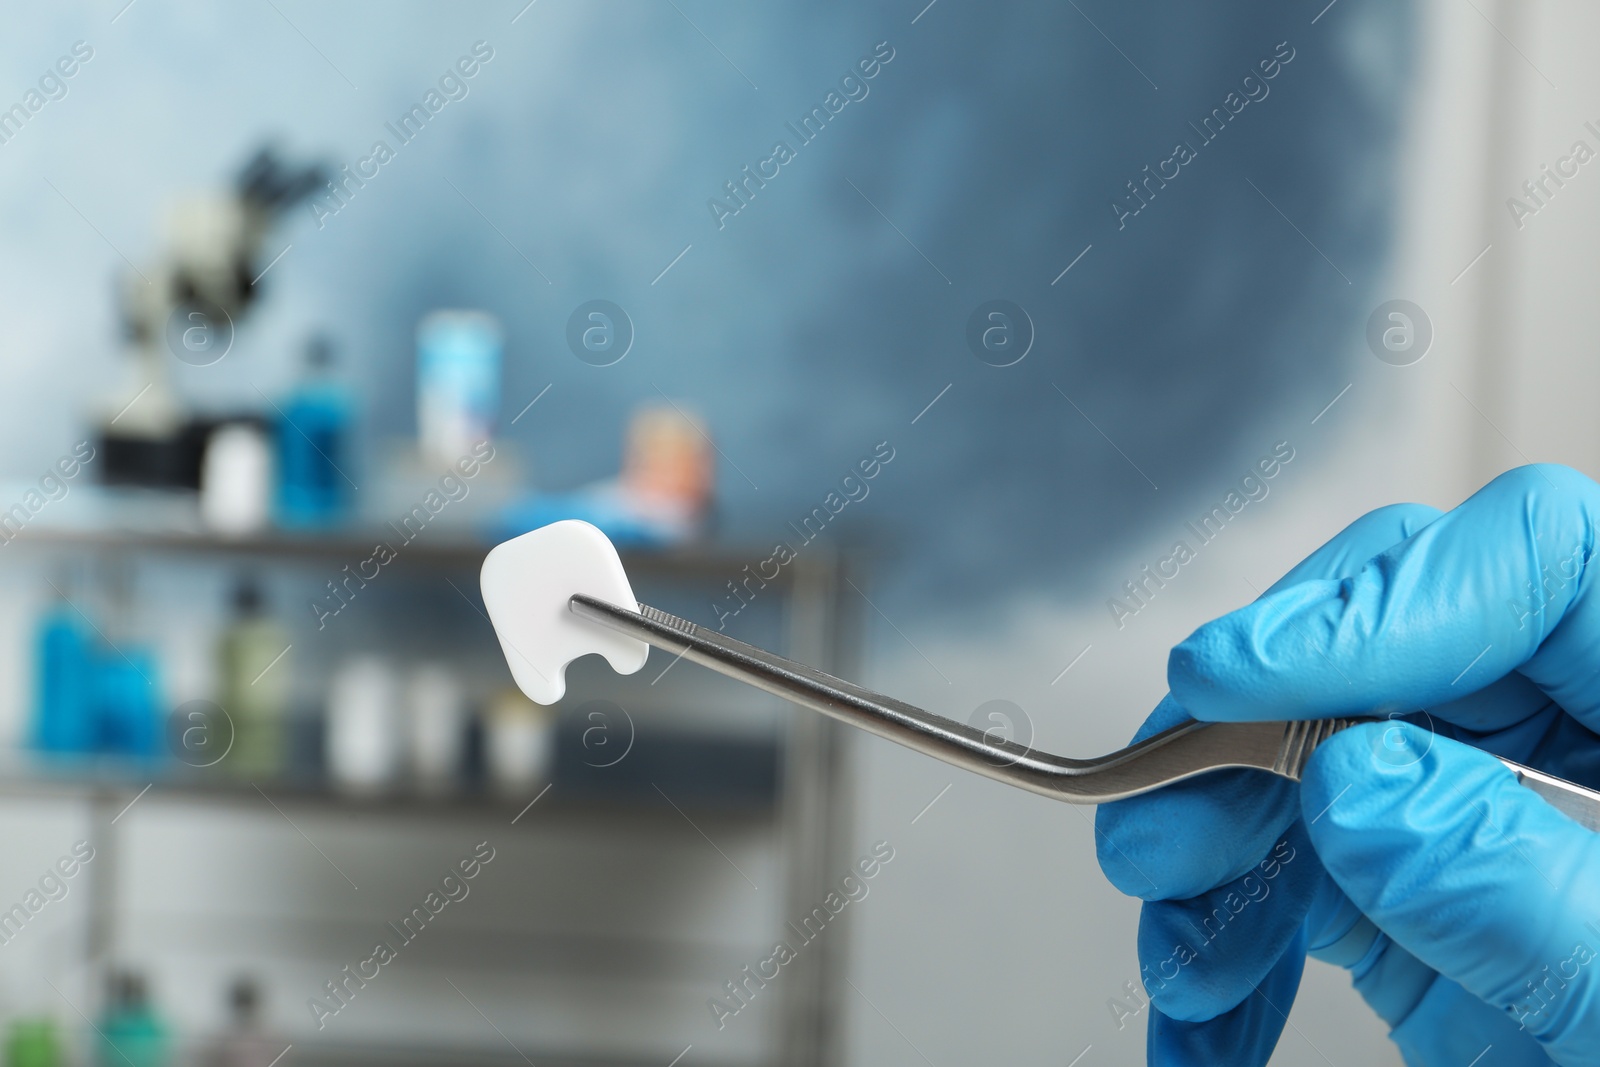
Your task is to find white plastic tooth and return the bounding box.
[479,520,650,705]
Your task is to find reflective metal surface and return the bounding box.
[571,594,1600,819]
[1505,762,1600,833]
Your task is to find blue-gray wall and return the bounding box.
[0,0,1412,613]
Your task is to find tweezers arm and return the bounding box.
[1499,759,1600,833]
[569,595,1337,803]
[576,596,1600,819]
[570,593,1030,779]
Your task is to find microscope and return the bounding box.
[99,145,326,489]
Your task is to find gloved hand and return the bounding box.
[1095,464,1600,1066]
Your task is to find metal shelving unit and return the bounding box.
[2,515,859,1067]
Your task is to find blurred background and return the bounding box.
[0,0,1590,1064]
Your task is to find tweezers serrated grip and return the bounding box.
[1273,718,1367,778]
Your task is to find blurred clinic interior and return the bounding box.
[0,0,1592,1064]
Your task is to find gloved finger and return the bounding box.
[1319,918,1556,1066]
[1308,878,1479,1032]
[1254,502,1445,600]
[1508,705,1600,790]
[1095,695,1253,898]
[1145,927,1306,1066]
[1169,464,1600,732]
[1136,821,1318,1021]
[1417,670,1554,739]
[1386,972,1556,1067]
[1304,722,1600,1065]
[1309,711,1588,1064]
[1401,696,1586,788]
[1097,502,1443,900]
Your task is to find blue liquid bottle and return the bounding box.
[95,647,163,759]
[275,335,352,529]
[92,567,164,761]
[33,586,93,754]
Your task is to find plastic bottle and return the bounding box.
[95,649,163,759]
[275,335,352,528]
[93,574,163,761]
[198,977,280,1067]
[201,422,273,536]
[406,663,465,792]
[34,584,94,755]
[416,311,501,465]
[326,657,401,792]
[218,578,290,778]
[485,689,553,797]
[4,1018,62,1067]
[96,972,168,1067]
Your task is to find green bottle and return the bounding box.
[219,579,290,779]
[5,1018,61,1067]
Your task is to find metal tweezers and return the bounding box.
[571,595,1600,830]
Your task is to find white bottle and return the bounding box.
[485,689,553,796]
[200,423,273,535]
[326,657,400,792]
[406,663,465,792]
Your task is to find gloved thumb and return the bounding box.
[1302,722,1600,1065]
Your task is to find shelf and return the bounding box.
[132,1037,754,1067]
[0,723,780,820]
[280,1040,755,1067]
[0,483,844,581]
[10,519,836,586]
[15,523,495,568]
[0,491,852,1065]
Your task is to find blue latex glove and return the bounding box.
[1096,465,1600,1065]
